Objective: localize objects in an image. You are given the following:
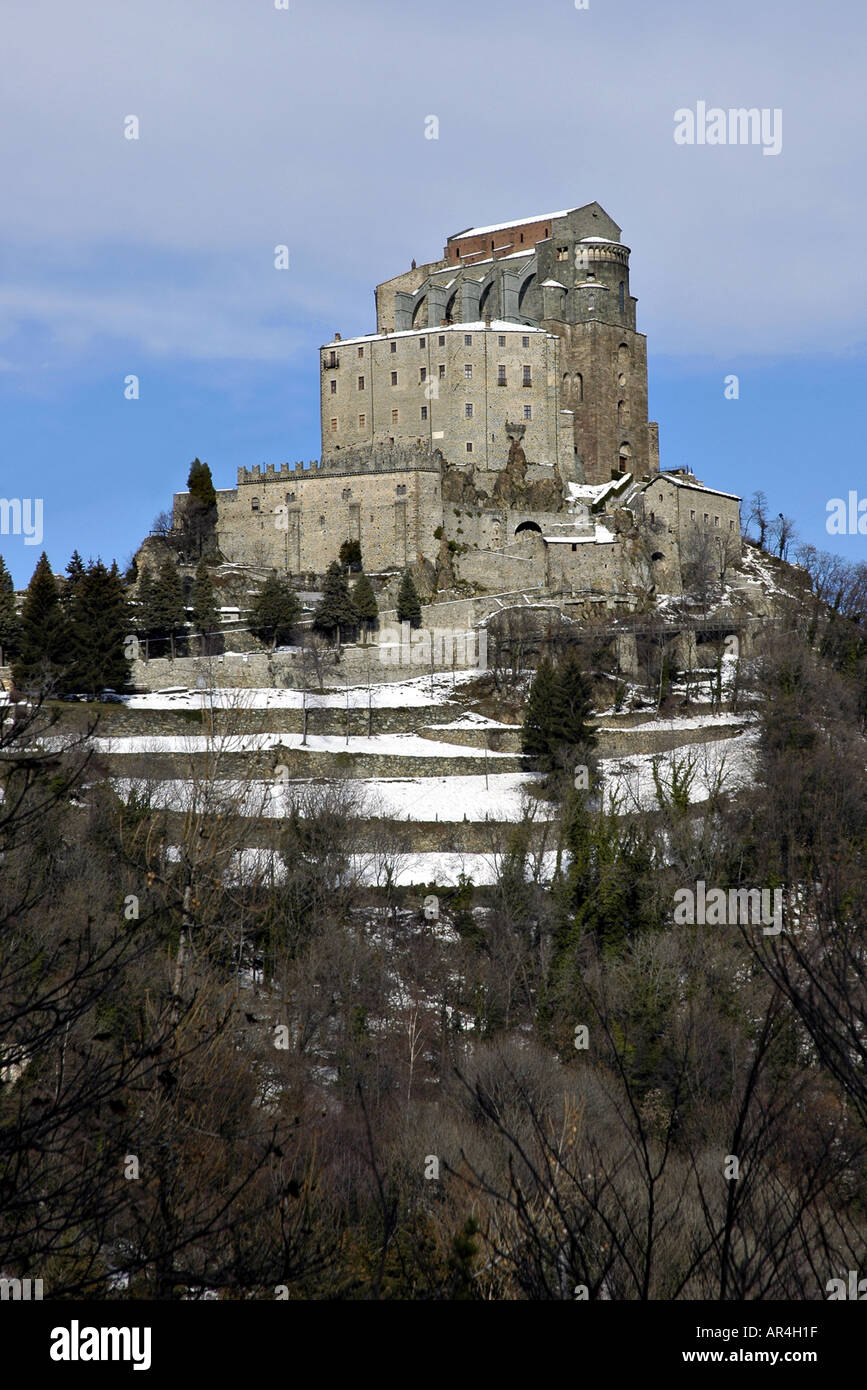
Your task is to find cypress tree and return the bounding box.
[521,657,556,762]
[339,538,362,573]
[313,561,358,648]
[151,557,187,659]
[396,569,422,629]
[12,552,75,694]
[352,573,378,642]
[191,559,220,654]
[69,559,132,696]
[250,573,300,651]
[0,554,20,662]
[183,458,218,559]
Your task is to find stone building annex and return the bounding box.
[178,202,740,600]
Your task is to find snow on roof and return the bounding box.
[567,476,632,507]
[450,209,577,239]
[324,321,548,348]
[542,279,567,288]
[656,472,742,501]
[578,236,623,245]
[451,249,536,269]
[544,524,617,545]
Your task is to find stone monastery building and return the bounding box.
[190,202,740,597]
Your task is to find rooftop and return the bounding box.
[323,320,551,348]
[447,208,578,240]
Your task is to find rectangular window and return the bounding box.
[357,375,365,390]
[357,345,364,359]
[438,363,446,378]
[390,340,397,353]
[419,336,426,348]
[729,519,735,531]
[421,405,428,420]
[391,371,398,385]
[358,413,366,427]
[466,442,473,453]
[438,334,445,346]
[714,515,720,527]
[420,366,427,382]
[330,380,337,394]
[464,363,472,379]
[465,402,473,418]
[522,335,530,347]
[556,246,568,261]
[704,513,710,524]
[330,418,338,432]
[523,404,532,420]
[498,334,506,347]
[497,364,506,385]
[392,408,399,424]
[690,509,696,521]
[251,497,259,512]
[464,334,472,346]
[522,365,532,386]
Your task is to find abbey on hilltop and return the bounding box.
[176,202,740,598]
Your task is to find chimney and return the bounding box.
[334,332,341,341]
[484,312,492,330]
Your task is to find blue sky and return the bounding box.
[1,0,865,585]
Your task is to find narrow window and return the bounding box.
[466,442,473,453]
[465,402,473,418]
[522,364,531,386]
[251,497,259,512]
[464,333,472,346]
[358,413,366,427]
[522,335,530,347]
[330,380,337,394]
[421,405,428,420]
[390,341,397,353]
[391,371,398,385]
[498,334,506,347]
[438,363,446,378]
[420,366,427,382]
[619,281,625,313]
[523,404,532,420]
[392,408,399,424]
[497,364,507,385]
[357,375,365,390]
[419,336,426,348]
[464,363,472,379]
[438,334,445,346]
[330,418,338,432]
[357,345,364,359]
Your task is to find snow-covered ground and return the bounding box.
[120,671,479,711]
[224,845,560,888]
[88,730,514,758]
[110,770,549,822]
[599,728,759,812]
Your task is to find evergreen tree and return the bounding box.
[191,559,220,654]
[547,649,597,756]
[69,559,132,696]
[0,554,20,661]
[12,553,75,693]
[396,569,422,629]
[352,573,378,642]
[182,458,218,559]
[150,557,187,659]
[250,573,300,651]
[62,550,87,613]
[313,561,358,648]
[339,539,362,573]
[521,657,556,761]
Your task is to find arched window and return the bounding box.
[617,400,624,426]
[575,372,583,402]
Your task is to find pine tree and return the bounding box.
[150,557,187,659]
[191,559,220,654]
[69,559,132,696]
[250,573,300,651]
[396,569,422,629]
[313,561,358,648]
[183,458,218,559]
[0,554,20,662]
[339,539,362,573]
[521,657,556,762]
[12,552,75,694]
[352,573,378,642]
[548,649,597,755]
[62,550,87,613]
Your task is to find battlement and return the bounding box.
[237,441,443,486]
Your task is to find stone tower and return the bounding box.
[374,202,659,486]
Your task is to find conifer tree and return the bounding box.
[191,559,220,654]
[352,573,378,642]
[151,557,187,659]
[548,649,597,756]
[250,573,300,651]
[183,458,218,559]
[62,550,87,613]
[313,561,358,648]
[339,539,362,573]
[69,559,132,696]
[521,657,556,762]
[396,570,422,629]
[0,554,20,662]
[12,552,75,693]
